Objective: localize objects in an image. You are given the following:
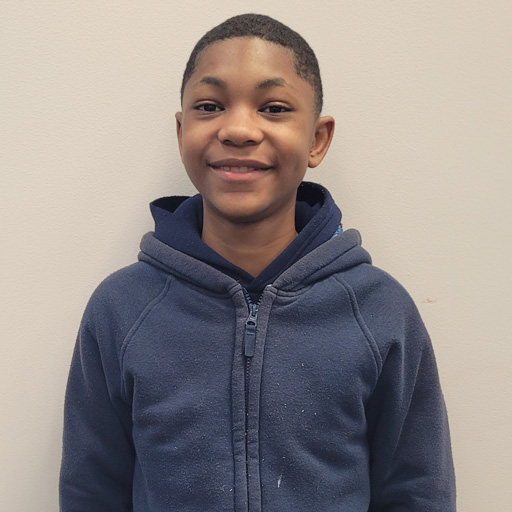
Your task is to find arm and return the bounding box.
[364,293,456,511]
[60,304,134,511]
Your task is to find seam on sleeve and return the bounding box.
[119,275,175,400]
[333,274,383,378]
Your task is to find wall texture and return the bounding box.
[2,1,511,509]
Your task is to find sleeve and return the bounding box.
[364,289,456,511]
[59,303,135,512]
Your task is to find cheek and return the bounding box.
[179,137,202,168]
[280,125,314,159]
[281,142,311,170]
[181,125,215,155]
[183,165,205,195]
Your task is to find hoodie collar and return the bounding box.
[149,182,342,294]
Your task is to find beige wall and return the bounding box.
[2,1,511,509]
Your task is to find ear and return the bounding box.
[308,116,335,168]
[175,111,183,160]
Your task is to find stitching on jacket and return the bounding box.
[332,274,382,380]
[119,275,175,400]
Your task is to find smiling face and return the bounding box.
[176,37,334,228]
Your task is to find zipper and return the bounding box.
[242,289,260,357]
[242,289,261,509]
[243,302,258,357]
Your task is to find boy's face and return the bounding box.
[176,37,334,226]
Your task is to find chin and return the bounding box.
[218,207,269,224]
[208,199,275,224]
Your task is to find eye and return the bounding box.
[260,105,291,114]
[195,103,223,112]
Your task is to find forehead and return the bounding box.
[197,37,295,70]
[188,37,309,93]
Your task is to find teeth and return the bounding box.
[219,166,256,172]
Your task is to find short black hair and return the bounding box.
[181,14,323,116]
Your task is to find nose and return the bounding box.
[218,108,263,147]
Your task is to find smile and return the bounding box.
[208,159,273,174]
[214,166,266,173]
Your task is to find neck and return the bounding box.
[201,209,297,277]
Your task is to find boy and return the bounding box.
[60,14,455,511]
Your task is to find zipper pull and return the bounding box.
[244,303,258,357]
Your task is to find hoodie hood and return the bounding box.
[148,181,346,294]
[139,226,371,295]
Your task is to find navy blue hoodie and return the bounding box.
[60,182,455,511]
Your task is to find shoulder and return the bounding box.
[91,261,168,304]
[339,262,429,356]
[343,261,417,311]
[82,261,170,340]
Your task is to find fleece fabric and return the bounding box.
[60,184,456,512]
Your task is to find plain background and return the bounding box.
[1,1,511,510]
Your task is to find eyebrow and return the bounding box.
[256,77,286,90]
[198,76,227,88]
[197,76,287,90]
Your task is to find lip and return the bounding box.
[207,159,273,183]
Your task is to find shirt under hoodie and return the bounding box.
[60,181,456,511]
